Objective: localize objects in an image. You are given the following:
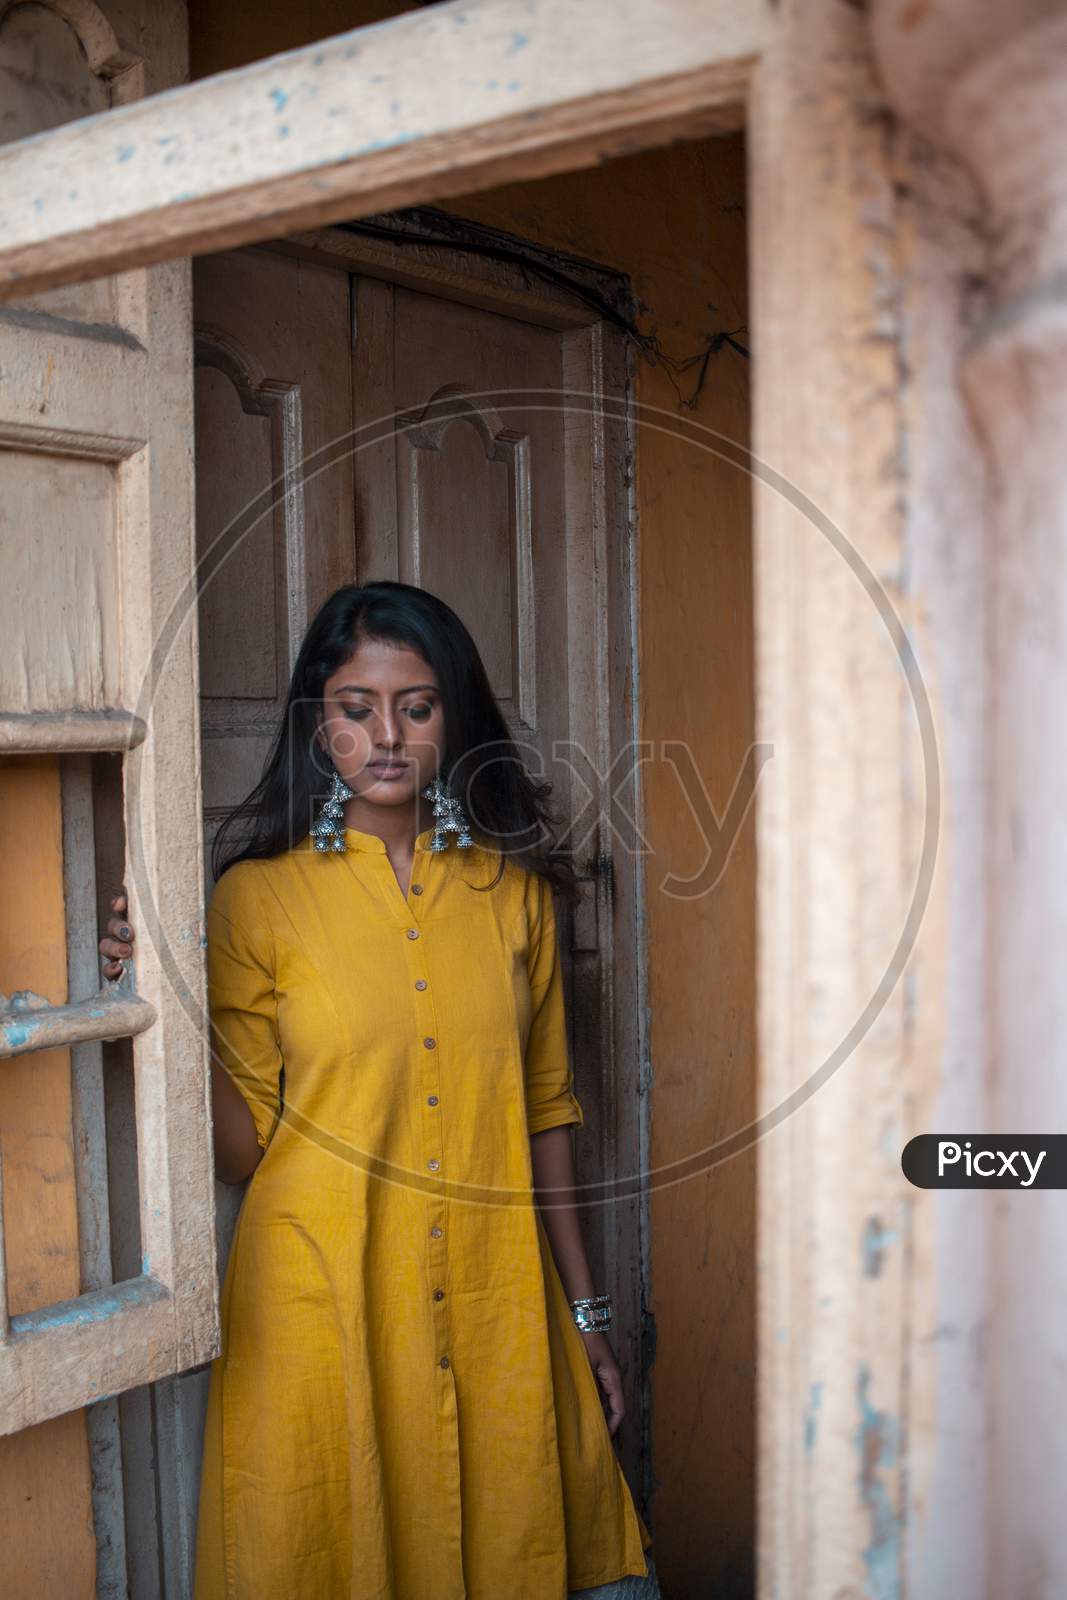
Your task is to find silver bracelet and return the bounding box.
[569,1294,613,1334]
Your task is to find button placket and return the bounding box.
[402,874,449,1369]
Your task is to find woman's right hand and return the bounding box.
[99,890,135,981]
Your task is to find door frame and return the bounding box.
[0,3,930,1592]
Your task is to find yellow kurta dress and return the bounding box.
[192,823,652,1600]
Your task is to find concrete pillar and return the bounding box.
[874,5,1067,1592]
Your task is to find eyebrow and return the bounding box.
[334,684,438,695]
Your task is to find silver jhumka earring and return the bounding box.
[421,772,474,851]
[311,765,355,852]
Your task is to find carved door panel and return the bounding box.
[193,247,356,890]
[355,282,571,782]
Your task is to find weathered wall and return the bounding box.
[889,134,992,1597]
[873,4,1067,1589]
[190,8,756,1595]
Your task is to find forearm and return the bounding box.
[210,1058,265,1185]
[529,1124,596,1302]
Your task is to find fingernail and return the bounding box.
[119,925,131,939]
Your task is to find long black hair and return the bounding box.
[211,582,579,904]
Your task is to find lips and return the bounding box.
[368,761,409,778]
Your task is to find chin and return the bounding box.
[360,779,420,802]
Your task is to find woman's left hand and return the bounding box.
[581,1332,625,1437]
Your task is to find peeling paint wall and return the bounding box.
[190,8,756,1595]
[890,130,992,1598]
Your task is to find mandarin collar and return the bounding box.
[341,826,439,855]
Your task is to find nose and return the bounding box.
[375,711,403,753]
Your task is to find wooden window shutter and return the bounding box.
[0,0,218,1434]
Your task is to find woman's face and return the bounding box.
[316,637,446,815]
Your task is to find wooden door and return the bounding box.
[0,2,214,1596]
[167,225,640,1592]
[194,247,356,888]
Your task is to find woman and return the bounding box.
[101,582,660,1600]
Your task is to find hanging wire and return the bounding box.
[336,210,749,411]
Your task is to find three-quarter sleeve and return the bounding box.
[206,862,283,1152]
[523,871,585,1137]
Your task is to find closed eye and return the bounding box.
[342,701,437,722]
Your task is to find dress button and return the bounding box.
[430,1226,443,1238]
[428,1158,440,1171]
[411,884,424,895]
[433,1289,445,1301]
[406,928,420,940]
[415,979,427,991]
[439,1356,450,1369]
[427,1095,439,1107]
[423,1036,436,1050]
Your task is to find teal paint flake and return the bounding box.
[507,30,529,54]
[269,87,289,113]
[117,145,136,162]
[10,991,43,1009]
[17,1279,165,1332]
[803,1380,824,1455]
[854,1366,902,1600]
[861,1216,898,1278]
